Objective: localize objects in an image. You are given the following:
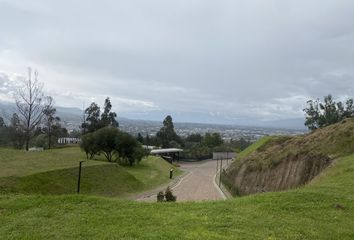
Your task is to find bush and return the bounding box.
[80,133,99,159]
[157,191,165,202]
[34,134,47,149]
[165,186,176,202]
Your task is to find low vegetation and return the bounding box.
[223,118,354,196]
[1,152,353,239]
[0,146,181,197]
[230,118,354,172]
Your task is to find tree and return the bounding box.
[94,127,119,162]
[80,133,99,159]
[9,113,25,149]
[156,115,182,148]
[203,132,223,148]
[0,116,10,146]
[43,96,60,149]
[82,102,101,133]
[81,98,119,133]
[14,68,49,151]
[0,116,4,127]
[304,94,354,130]
[115,131,144,166]
[137,133,144,144]
[186,133,202,143]
[100,97,119,128]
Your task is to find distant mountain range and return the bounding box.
[0,101,306,130]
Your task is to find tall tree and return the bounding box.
[81,102,101,133]
[81,98,119,133]
[137,133,144,144]
[43,96,60,149]
[14,68,48,151]
[156,115,182,148]
[100,97,119,127]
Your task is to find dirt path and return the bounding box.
[137,160,225,202]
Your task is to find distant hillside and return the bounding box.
[0,100,306,129]
[224,118,354,195]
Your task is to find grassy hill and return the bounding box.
[223,119,354,195]
[231,118,354,171]
[1,120,354,239]
[0,146,181,197]
[0,152,353,239]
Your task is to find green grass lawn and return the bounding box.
[0,147,181,197]
[236,136,274,159]
[0,153,353,239]
[0,147,106,177]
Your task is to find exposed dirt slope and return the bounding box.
[225,118,354,195]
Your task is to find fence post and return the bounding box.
[77,161,83,193]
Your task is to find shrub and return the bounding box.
[165,186,176,202]
[157,191,165,202]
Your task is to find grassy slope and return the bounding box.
[0,147,105,178]
[0,154,353,239]
[0,147,181,197]
[231,119,354,171]
[236,136,274,159]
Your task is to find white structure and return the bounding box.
[150,148,183,155]
[150,148,183,162]
[58,138,81,145]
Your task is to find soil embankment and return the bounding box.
[224,119,354,195]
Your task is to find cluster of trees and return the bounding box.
[136,115,251,160]
[80,100,145,165]
[81,98,118,133]
[0,69,66,150]
[304,94,354,130]
[182,132,251,159]
[81,127,146,165]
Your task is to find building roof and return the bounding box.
[150,148,183,154]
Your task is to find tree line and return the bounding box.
[0,69,66,150]
[136,115,252,160]
[79,97,146,165]
[304,94,354,130]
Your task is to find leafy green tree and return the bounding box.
[115,131,144,166]
[100,97,119,128]
[94,127,119,162]
[203,132,223,148]
[137,133,144,143]
[43,97,61,149]
[9,113,25,149]
[304,95,354,130]
[80,133,99,159]
[82,102,101,133]
[156,115,182,148]
[82,98,119,133]
[186,133,202,143]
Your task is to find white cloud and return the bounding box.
[1,0,354,123]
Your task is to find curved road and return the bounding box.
[137,160,226,202]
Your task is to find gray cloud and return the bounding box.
[1,0,354,123]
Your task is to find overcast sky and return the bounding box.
[1,0,354,124]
